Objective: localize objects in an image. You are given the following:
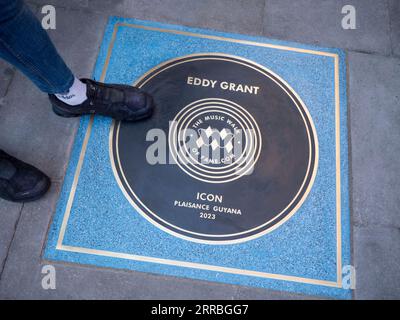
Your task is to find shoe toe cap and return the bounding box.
[125,89,148,109]
[14,174,51,202]
[123,91,155,121]
[11,165,51,202]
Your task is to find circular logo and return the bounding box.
[110,53,318,244]
[169,98,262,183]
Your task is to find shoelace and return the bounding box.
[88,82,120,108]
[88,83,98,107]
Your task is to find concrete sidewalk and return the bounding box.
[0,0,399,299]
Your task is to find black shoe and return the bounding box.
[0,150,51,203]
[49,78,154,121]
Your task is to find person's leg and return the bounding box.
[0,0,154,117]
[0,1,52,202]
[0,0,154,202]
[0,0,74,93]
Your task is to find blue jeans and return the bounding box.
[0,0,74,93]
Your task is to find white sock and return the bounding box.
[55,77,88,106]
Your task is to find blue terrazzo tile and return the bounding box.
[44,17,351,299]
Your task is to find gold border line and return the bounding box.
[334,55,342,286]
[56,22,120,249]
[60,245,339,287]
[117,23,338,58]
[56,23,343,288]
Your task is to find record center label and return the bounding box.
[110,54,318,244]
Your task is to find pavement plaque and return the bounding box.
[45,17,351,299]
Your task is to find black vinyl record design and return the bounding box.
[110,54,318,244]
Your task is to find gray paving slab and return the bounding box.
[86,0,126,15]
[124,0,265,35]
[234,285,316,300]
[28,0,265,36]
[0,200,22,278]
[263,0,391,55]
[388,0,400,57]
[348,52,400,229]
[28,0,125,16]
[354,225,400,299]
[27,0,89,9]
[23,0,400,58]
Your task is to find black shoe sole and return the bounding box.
[51,95,155,122]
[52,105,80,118]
